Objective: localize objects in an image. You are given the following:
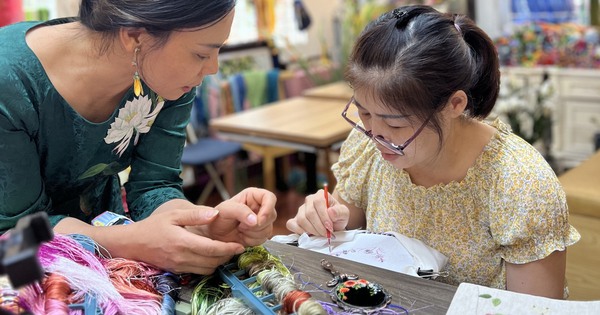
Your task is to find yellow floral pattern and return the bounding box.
[332,119,580,290]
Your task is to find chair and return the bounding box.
[181,124,242,204]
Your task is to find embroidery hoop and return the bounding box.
[331,279,392,314]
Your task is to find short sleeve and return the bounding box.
[331,128,378,211]
[489,148,580,264]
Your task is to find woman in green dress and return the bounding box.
[0,0,277,275]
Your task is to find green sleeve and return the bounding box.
[0,73,65,232]
[124,91,195,221]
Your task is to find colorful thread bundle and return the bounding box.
[0,234,179,315]
[190,246,327,315]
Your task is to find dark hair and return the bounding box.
[79,0,236,48]
[345,5,500,140]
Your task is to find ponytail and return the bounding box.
[454,15,500,119]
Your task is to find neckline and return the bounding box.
[21,19,134,126]
[398,119,503,192]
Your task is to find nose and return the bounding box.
[203,55,220,76]
[369,121,389,141]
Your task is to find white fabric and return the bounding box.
[270,230,448,277]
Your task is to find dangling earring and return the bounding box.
[132,47,143,97]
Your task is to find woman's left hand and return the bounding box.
[189,187,277,246]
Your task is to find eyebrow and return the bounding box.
[197,42,226,49]
[353,98,409,119]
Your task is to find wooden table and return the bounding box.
[209,96,354,192]
[176,240,457,315]
[302,81,354,101]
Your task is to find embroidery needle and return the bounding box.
[324,183,332,253]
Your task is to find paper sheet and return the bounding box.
[447,282,600,314]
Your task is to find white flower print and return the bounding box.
[104,95,164,156]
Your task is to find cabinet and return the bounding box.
[499,67,600,170]
[548,67,600,169]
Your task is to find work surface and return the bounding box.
[209,96,352,150]
[177,240,457,314]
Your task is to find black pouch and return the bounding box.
[294,0,311,30]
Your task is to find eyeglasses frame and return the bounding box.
[341,97,433,156]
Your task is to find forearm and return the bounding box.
[506,250,567,299]
[53,217,141,260]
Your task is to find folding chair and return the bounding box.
[181,124,242,204]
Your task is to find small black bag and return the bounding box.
[294,0,311,30]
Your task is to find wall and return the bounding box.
[277,0,341,63]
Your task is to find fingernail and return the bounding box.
[235,247,245,255]
[325,221,333,231]
[247,213,257,225]
[205,210,219,219]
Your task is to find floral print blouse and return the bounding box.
[0,20,194,232]
[332,119,580,290]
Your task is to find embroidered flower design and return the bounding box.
[104,95,164,156]
[333,278,391,311]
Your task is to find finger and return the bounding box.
[170,208,220,227]
[255,195,277,225]
[327,205,349,231]
[170,254,234,275]
[216,200,258,226]
[182,232,245,257]
[303,199,328,236]
[286,217,303,235]
[316,189,334,231]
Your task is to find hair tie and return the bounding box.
[392,9,406,19]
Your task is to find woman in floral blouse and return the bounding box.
[287,5,580,298]
[0,0,276,275]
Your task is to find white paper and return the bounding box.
[447,282,600,315]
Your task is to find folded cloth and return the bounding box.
[271,230,448,277]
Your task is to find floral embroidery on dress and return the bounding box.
[104,94,164,156]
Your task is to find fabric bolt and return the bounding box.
[229,73,248,113]
[266,69,280,103]
[332,119,580,291]
[0,20,194,232]
[219,81,233,115]
[282,70,314,98]
[242,70,268,108]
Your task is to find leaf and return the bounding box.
[78,163,109,180]
[492,298,502,307]
[101,161,125,176]
[479,294,492,299]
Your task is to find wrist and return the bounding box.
[55,217,139,260]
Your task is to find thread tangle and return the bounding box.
[190,245,327,315]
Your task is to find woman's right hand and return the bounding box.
[286,189,350,237]
[123,208,246,275]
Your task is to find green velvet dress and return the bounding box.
[0,20,195,232]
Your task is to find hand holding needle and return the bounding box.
[324,183,332,253]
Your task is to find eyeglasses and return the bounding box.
[341,98,432,156]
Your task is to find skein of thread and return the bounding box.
[43,273,71,315]
[282,290,311,314]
